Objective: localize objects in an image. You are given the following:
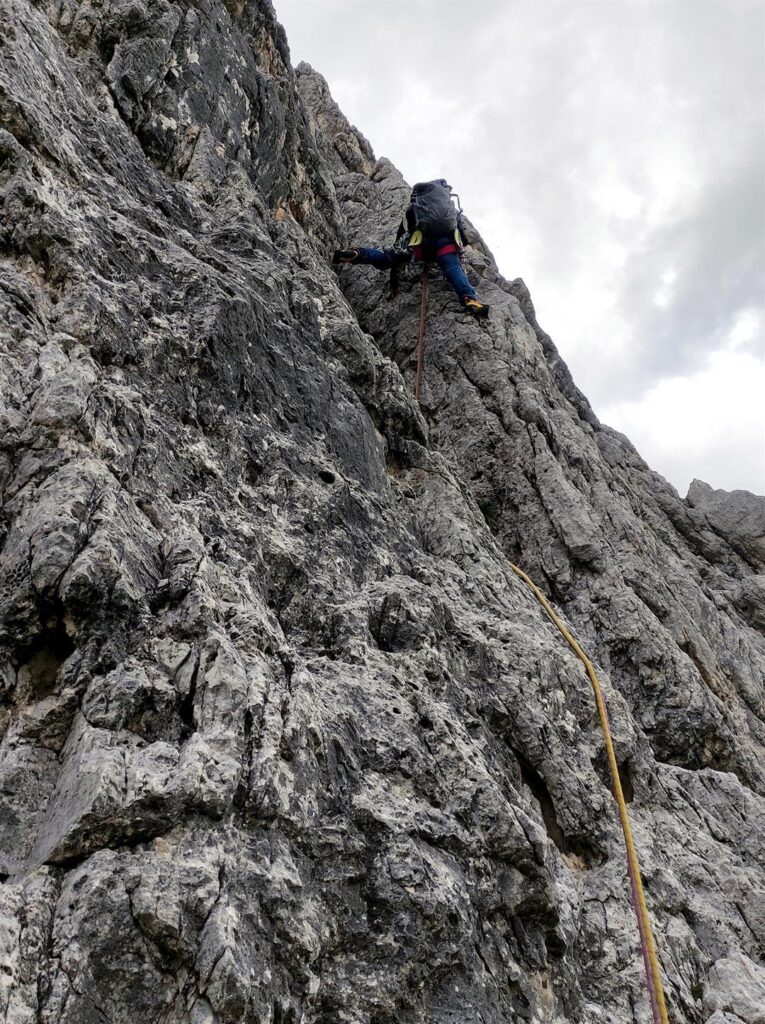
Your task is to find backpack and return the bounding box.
[409,179,459,238]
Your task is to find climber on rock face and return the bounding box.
[333,179,490,318]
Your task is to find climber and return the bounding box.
[333,179,490,318]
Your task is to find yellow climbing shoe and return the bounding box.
[463,297,490,318]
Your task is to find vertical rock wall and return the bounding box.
[1,3,763,1022]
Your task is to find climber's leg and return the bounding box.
[436,250,476,301]
[333,247,396,269]
[356,247,398,269]
[436,250,490,316]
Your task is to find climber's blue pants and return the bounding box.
[435,251,476,300]
[354,247,397,270]
[355,244,476,301]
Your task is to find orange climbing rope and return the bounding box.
[507,560,670,1024]
[415,263,429,401]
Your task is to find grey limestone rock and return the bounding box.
[0,3,763,1023]
[687,479,765,568]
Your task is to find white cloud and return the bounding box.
[729,308,762,352]
[601,345,765,495]
[653,268,677,308]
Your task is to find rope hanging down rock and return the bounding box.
[507,560,670,1024]
[415,263,429,401]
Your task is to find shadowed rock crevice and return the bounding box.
[14,611,75,703]
[515,748,604,866]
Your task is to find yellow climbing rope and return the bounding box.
[507,561,670,1024]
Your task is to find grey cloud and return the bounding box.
[632,430,765,498]
[613,157,765,396]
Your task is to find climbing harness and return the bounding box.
[408,233,461,263]
[415,263,429,402]
[507,561,670,1024]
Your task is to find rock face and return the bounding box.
[1,2,764,1023]
[687,479,765,569]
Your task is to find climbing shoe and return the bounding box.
[463,297,490,318]
[332,248,360,265]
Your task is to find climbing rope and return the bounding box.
[506,560,670,1024]
[415,263,429,401]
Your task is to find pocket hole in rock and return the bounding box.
[17,615,75,700]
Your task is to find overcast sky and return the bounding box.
[276,0,765,497]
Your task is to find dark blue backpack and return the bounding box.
[410,180,460,237]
